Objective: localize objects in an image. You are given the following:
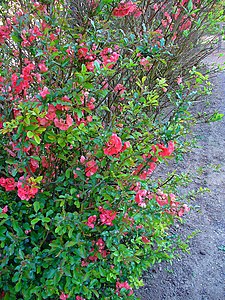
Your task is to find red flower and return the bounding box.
[112,1,137,17]
[0,177,16,191]
[85,160,98,177]
[100,47,120,68]
[59,292,69,300]
[121,141,130,152]
[4,178,16,191]
[0,178,6,187]
[29,158,39,173]
[96,238,105,249]
[86,215,97,228]
[17,176,39,201]
[152,141,175,157]
[135,189,147,207]
[78,47,88,59]
[54,114,73,131]
[155,190,168,206]
[76,296,86,300]
[99,206,116,226]
[1,205,8,214]
[103,133,122,156]
[116,281,133,296]
[141,236,151,244]
[39,86,50,98]
[114,83,126,95]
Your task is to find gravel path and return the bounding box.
[136,52,225,300]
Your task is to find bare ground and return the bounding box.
[136,52,225,300]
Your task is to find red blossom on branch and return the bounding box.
[152,141,175,157]
[141,236,151,244]
[135,189,147,207]
[85,160,98,177]
[116,281,133,296]
[103,133,122,156]
[54,114,73,131]
[0,177,16,191]
[1,205,8,214]
[59,292,69,300]
[99,206,116,226]
[17,176,39,201]
[86,215,97,228]
[113,1,141,18]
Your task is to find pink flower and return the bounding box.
[121,141,130,152]
[39,86,50,98]
[54,114,73,131]
[177,76,182,85]
[85,160,98,177]
[80,156,86,164]
[135,189,147,207]
[153,3,159,11]
[76,296,86,300]
[114,84,126,95]
[116,281,133,296]
[1,205,8,214]
[99,206,116,226]
[103,133,122,156]
[86,215,97,228]
[113,1,139,18]
[178,204,190,217]
[155,190,168,206]
[96,238,105,249]
[81,259,88,267]
[100,47,120,68]
[17,176,39,201]
[38,62,48,73]
[59,292,69,300]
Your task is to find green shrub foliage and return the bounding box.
[0,0,219,299]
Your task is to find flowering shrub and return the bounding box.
[0,0,221,299]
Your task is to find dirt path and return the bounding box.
[136,53,225,300]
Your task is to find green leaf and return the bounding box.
[31,218,40,227]
[27,131,34,138]
[188,0,193,11]
[65,169,71,179]
[58,137,66,148]
[12,220,24,236]
[12,272,20,283]
[33,134,41,144]
[34,201,40,213]
[42,217,51,223]
[209,112,224,122]
[65,240,76,248]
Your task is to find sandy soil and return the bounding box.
[136,52,225,300]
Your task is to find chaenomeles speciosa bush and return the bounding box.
[0,0,219,299]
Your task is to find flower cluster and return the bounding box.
[99,206,117,226]
[113,1,142,18]
[116,281,133,296]
[17,176,39,201]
